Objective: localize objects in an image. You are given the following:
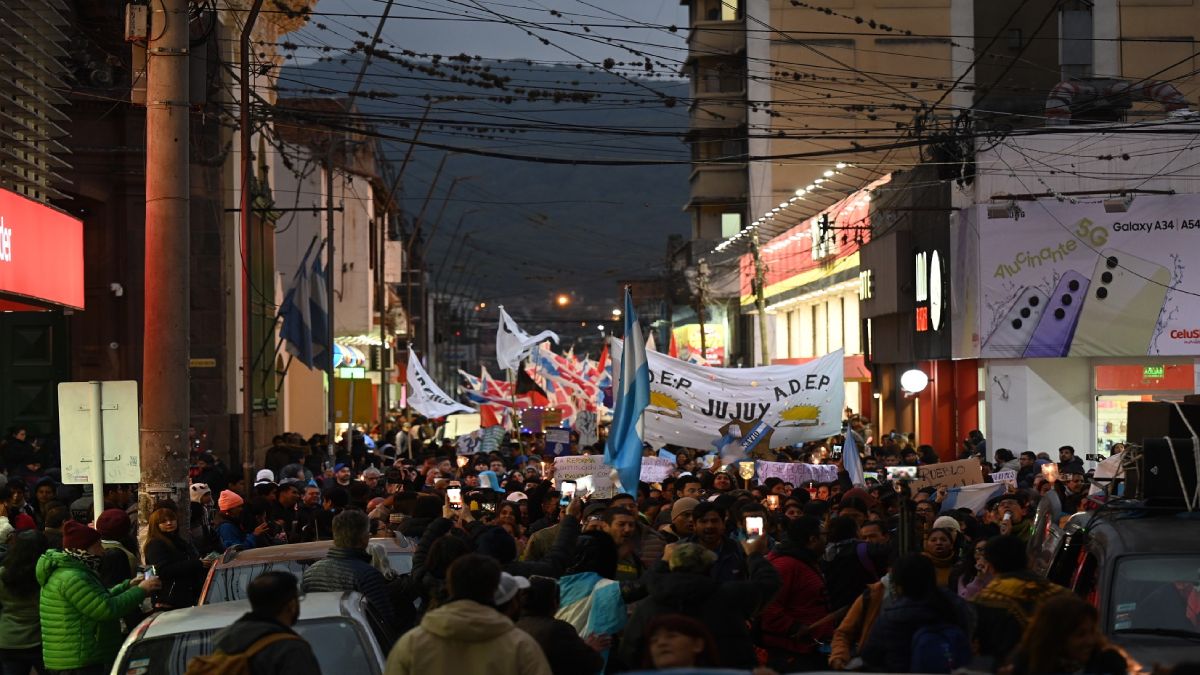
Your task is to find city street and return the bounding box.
[2,0,1200,674]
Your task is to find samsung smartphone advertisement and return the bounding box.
[0,188,84,309]
[975,195,1200,357]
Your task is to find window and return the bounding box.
[1109,555,1200,634]
[721,0,740,21]
[720,212,743,238]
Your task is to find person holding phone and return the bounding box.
[37,522,160,673]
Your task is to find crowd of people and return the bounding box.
[0,418,1189,674]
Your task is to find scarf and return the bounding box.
[65,548,102,572]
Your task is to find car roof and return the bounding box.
[1087,513,1200,555]
[216,535,414,568]
[139,592,359,639]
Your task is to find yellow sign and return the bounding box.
[333,378,374,423]
[189,358,217,368]
[672,324,726,366]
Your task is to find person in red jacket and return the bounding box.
[761,515,833,671]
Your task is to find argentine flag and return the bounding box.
[843,426,865,486]
[605,287,650,495]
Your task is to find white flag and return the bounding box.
[407,349,473,418]
[496,306,559,371]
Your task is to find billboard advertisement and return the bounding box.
[976,195,1200,357]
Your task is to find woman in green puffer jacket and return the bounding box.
[36,522,160,674]
[0,530,48,675]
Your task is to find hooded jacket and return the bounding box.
[384,599,551,675]
[35,549,146,670]
[211,612,322,675]
[618,554,781,669]
[860,593,970,672]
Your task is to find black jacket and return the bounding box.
[516,614,603,675]
[300,547,395,626]
[618,553,781,669]
[144,533,206,609]
[212,613,322,675]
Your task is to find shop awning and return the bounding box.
[772,354,872,382]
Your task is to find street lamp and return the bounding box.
[556,294,570,307]
[596,324,605,332]
[611,308,622,317]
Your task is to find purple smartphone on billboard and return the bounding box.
[1023,270,1090,358]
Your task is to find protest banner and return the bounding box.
[991,469,1017,487]
[755,461,839,485]
[610,340,844,449]
[444,413,481,438]
[910,459,985,490]
[545,428,571,457]
[553,455,613,498]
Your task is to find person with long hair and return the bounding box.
[1007,595,1134,675]
[0,530,49,675]
[143,505,210,610]
[642,614,721,670]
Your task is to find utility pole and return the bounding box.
[239,0,265,492]
[750,226,770,366]
[140,0,190,530]
[326,141,338,464]
[696,258,709,363]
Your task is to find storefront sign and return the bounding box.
[1143,365,1165,379]
[610,340,845,450]
[976,195,1200,357]
[0,188,84,309]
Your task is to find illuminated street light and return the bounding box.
[596,324,605,332]
[612,308,622,317]
[556,294,570,307]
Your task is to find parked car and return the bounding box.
[1030,502,1200,668]
[112,591,394,675]
[198,535,415,604]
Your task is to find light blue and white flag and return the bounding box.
[843,426,865,486]
[557,571,626,673]
[940,482,1006,515]
[605,288,650,495]
[279,239,329,370]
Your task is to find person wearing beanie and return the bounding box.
[660,497,699,543]
[216,490,269,552]
[37,521,160,672]
[95,509,138,587]
[188,484,217,555]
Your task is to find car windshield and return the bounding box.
[117,618,377,675]
[203,552,412,604]
[1110,555,1200,634]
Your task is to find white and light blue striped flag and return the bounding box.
[941,482,1006,515]
[605,288,650,495]
[279,239,329,370]
[843,425,865,486]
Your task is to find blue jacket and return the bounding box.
[217,522,259,551]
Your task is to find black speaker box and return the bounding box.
[1129,438,1200,507]
[1126,402,1200,446]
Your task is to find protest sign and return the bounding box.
[640,457,674,483]
[480,426,505,454]
[991,469,1017,487]
[575,411,599,447]
[545,428,571,457]
[610,339,844,449]
[553,455,613,498]
[456,430,482,455]
[755,461,838,485]
[910,459,985,490]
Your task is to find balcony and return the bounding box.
[687,164,748,207]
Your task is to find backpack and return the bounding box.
[184,633,300,675]
[909,623,971,674]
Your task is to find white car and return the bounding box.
[112,591,394,675]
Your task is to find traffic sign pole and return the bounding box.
[89,381,105,521]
